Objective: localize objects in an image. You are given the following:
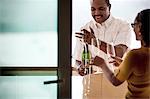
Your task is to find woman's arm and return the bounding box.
[93,56,124,86]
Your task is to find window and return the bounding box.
[0,0,57,67]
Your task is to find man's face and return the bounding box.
[91,0,110,24]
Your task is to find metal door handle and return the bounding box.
[44,79,63,84]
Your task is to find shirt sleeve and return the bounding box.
[114,21,133,49]
[72,38,83,61]
[115,51,134,82]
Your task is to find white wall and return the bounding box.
[72,0,150,56]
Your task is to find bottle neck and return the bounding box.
[82,43,91,60]
[84,43,89,53]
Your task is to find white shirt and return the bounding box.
[73,15,134,72]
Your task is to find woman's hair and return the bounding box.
[136,9,150,47]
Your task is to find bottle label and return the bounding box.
[82,53,90,60]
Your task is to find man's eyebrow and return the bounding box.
[91,7,96,9]
[91,6,107,8]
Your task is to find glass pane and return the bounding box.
[0,76,57,99]
[0,0,57,67]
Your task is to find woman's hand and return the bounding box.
[91,56,106,68]
[109,56,123,67]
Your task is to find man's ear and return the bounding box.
[109,4,111,11]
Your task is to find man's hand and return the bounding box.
[75,27,96,45]
[77,66,86,76]
[75,60,87,76]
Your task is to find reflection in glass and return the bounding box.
[0,0,58,67]
[0,76,57,99]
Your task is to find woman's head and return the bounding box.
[132,9,150,47]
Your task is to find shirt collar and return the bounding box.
[93,14,113,28]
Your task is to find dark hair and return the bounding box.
[105,0,111,6]
[90,0,111,7]
[136,9,150,47]
[105,0,111,10]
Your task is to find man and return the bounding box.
[73,0,134,98]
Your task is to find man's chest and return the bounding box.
[94,27,119,43]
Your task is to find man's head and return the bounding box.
[90,0,111,24]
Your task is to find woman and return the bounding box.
[92,9,150,99]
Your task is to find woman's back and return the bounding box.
[126,47,150,98]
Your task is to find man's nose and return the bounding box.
[95,10,101,15]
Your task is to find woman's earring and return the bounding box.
[138,32,143,40]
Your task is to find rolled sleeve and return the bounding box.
[114,22,132,48]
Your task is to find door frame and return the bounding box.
[58,0,72,98]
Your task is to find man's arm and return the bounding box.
[95,39,128,58]
[75,27,129,58]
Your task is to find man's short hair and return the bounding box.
[90,0,111,6]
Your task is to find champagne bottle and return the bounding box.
[82,43,92,75]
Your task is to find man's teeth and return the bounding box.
[96,16,102,19]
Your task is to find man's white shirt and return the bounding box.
[73,14,135,72]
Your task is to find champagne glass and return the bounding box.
[83,38,96,98]
[107,42,116,58]
[107,42,116,72]
[85,38,95,97]
[97,38,103,97]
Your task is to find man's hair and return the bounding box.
[105,0,111,6]
[90,0,111,6]
[136,9,150,47]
